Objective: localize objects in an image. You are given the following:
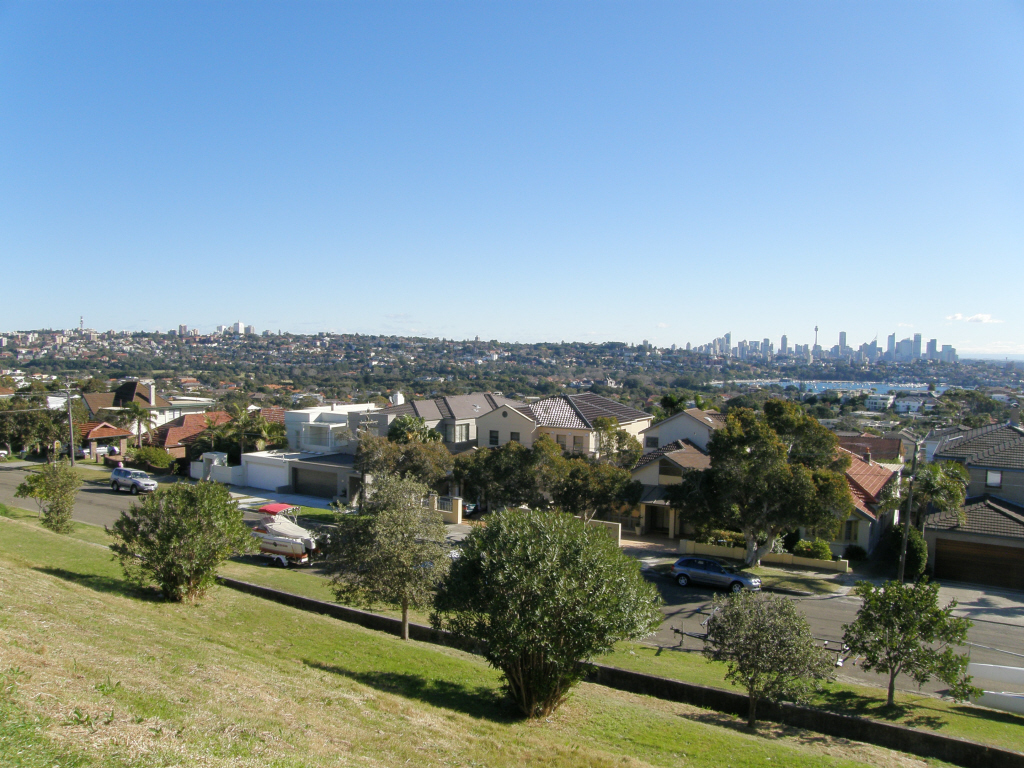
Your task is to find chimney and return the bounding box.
[148,383,156,405]
[863,450,872,464]
[1011,407,1020,427]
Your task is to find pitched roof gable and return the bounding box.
[927,496,1024,540]
[632,439,710,472]
[934,423,1024,470]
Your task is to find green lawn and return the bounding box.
[4,502,1022,761]
[0,514,896,768]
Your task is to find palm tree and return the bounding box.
[188,417,233,461]
[121,401,157,449]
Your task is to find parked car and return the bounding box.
[668,557,761,593]
[62,446,89,460]
[110,468,158,495]
[93,445,114,457]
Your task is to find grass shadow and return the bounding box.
[305,660,517,723]
[815,688,945,730]
[946,702,1024,728]
[33,566,164,602]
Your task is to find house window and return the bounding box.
[448,423,469,443]
[573,435,584,452]
[843,520,859,542]
[645,436,659,449]
[510,431,520,443]
[489,430,499,446]
[986,470,1002,488]
[556,434,567,449]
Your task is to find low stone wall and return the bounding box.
[215,577,1023,768]
[678,540,849,573]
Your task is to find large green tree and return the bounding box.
[843,579,978,707]
[667,401,853,565]
[108,481,257,602]
[550,458,642,523]
[15,458,82,533]
[326,474,449,640]
[593,417,642,469]
[387,414,442,444]
[704,590,834,727]
[433,508,662,718]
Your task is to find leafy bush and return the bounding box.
[130,446,174,468]
[888,525,928,580]
[108,481,257,601]
[433,508,662,718]
[844,544,868,561]
[696,529,746,548]
[793,538,833,561]
[14,459,81,534]
[705,591,834,726]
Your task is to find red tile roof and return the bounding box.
[259,406,286,425]
[153,411,231,449]
[78,421,134,440]
[841,447,898,520]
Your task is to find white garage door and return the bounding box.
[245,461,289,491]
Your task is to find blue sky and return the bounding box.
[1,2,1022,356]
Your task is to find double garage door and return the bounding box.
[292,468,338,498]
[934,538,1024,591]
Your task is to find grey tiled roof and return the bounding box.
[927,496,1024,540]
[381,392,521,423]
[934,423,1024,470]
[632,439,710,471]
[514,393,651,431]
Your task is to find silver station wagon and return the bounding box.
[669,557,762,593]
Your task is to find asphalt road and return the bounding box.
[0,461,185,528]
[644,572,1024,696]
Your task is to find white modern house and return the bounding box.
[240,402,379,499]
[864,394,896,411]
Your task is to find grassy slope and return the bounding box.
[0,514,917,768]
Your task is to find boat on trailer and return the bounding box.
[252,503,318,567]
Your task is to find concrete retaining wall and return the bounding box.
[678,540,849,573]
[215,577,1022,768]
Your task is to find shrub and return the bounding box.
[14,459,81,534]
[888,525,928,580]
[108,481,257,601]
[130,446,174,468]
[793,538,833,561]
[844,544,868,561]
[705,591,834,726]
[696,529,746,548]
[433,509,662,718]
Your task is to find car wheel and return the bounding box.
[676,574,690,587]
[730,581,744,593]
[130,485,139,495]
[111,482,119,492]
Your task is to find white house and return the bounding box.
[638,408,725,453]
[864,394,896,411]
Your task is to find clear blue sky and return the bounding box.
[1,2,1022,356]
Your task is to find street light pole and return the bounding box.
[64,379,76,467]
[896,439,920,583]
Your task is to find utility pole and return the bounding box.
[896,439,920,583]
[64,379,76,467]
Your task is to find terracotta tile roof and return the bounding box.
[838,435,904,462]
[260,406,286,425]
[0,387,15,396]
[633,439,710,472]
[927,496,1024,540]
[153,411,231,449]
[841,447,898,520]
[78,421,134,440]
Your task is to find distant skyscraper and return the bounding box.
[232,321,243,334]
[839,331,847,351]
[887,333,896,359]
[780,335,788,355]
[926,339,938,359]
[244,324,256,335]
[913,334,922,360]
[178,324,188,336]
[724,332,732,357]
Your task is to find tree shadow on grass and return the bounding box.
[34,566,164,602]
[945,701,1024,728]
[814,688,945,731]
[305,660,517,723]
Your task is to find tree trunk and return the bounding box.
[744,533,777,567]
[887,670,897,707]
[401,596,409,641]
[747,694,758,727]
